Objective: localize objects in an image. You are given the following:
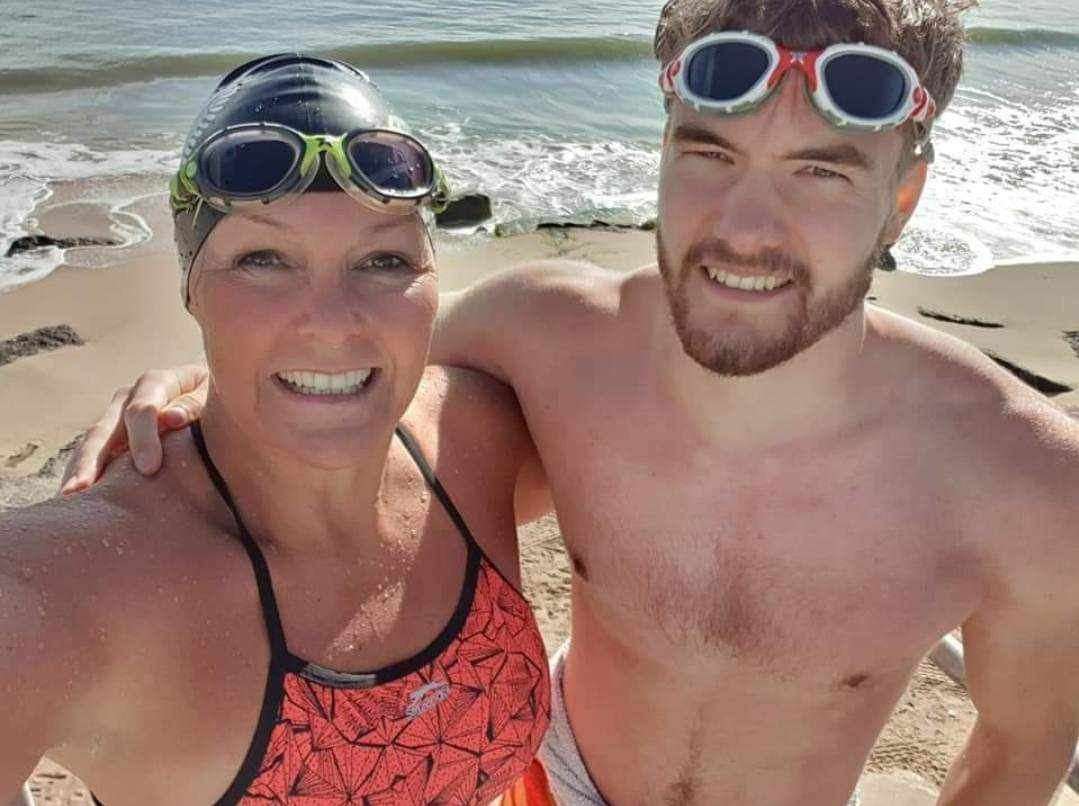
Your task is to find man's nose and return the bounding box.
[707,171,790,257]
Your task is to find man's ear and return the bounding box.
[883,156,929,244]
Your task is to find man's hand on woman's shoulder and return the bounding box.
[61,364,209,494]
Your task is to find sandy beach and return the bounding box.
[2,191,1077,805]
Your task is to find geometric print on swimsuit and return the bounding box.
[238,562,552,805]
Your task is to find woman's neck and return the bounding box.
[198,397,397,558]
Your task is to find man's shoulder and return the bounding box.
[871,308,1079,562]
[467,259,628,321]
[407,365,531,469]
[869,305,1069,414]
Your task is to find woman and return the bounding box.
[1,54,550,805]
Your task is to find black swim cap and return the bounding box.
[174,53,407,306]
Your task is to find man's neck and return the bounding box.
[653,301,875,450]
[198,397,393,558]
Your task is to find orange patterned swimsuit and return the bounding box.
[179,423,551,805]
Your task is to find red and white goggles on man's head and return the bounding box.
[660,31,936,136]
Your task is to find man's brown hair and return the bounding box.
[655,0,977,128]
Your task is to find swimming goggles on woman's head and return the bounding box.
[171,123,450,214]
[660,31,936,137]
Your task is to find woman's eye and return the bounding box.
[236,250,285,270]
[361,254,412,272]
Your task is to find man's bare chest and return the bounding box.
[533,415,983,681]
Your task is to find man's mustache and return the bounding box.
[682,239,809,280]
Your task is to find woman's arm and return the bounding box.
[0,570,75,799]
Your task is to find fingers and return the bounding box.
[161,389,208,430]
[124,364,209,474]
[122,370,181,475]
[159,365,209,429]
[59,364,209,495]
[60,386,131,495]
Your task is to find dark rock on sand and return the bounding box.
[918,308,1005,329]
[878,247,898,272]
[0,324,84,367]
[983,350,1074,396]
[1064,331,1079,359]
[4,442,39,469]
[0,439,79,511]
[5,234,120,257]
[536,219,655,232]
[436,194,493,228]
[493,219,655,238]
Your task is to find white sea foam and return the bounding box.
[1,88,1076,293]
[0,141,176,292]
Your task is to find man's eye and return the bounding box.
[361,254,412,271]
[802,165,846,181]
[236,250,285,270]
[687,149,733,163]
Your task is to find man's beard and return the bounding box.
[657,229,880,377]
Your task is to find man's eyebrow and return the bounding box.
[670,125,745,155]
[782,144,874,170]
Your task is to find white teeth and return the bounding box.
[704,268,792,294]
[276,369,373,396]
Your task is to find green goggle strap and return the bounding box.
[170,132,450,211]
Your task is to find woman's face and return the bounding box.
[188,193,437,467]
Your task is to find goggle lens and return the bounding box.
[200,134,299,196]
[685,41,772,102]
[822,53,908,120]
[347,132,433,197]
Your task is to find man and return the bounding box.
[63,1,1079,803]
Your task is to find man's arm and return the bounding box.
[940,596,1079,805]
[433,272,532,383]
[433,259,608,382]
[61,364,208,492]
[939,418,1079,805]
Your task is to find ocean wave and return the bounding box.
[965,26,1079,48]
[0,36,654,96]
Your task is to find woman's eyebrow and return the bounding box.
[235,210,297,231]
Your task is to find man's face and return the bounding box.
[657,70,926,376]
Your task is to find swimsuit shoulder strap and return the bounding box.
[190,422,289,660]
[395,423,482,557]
